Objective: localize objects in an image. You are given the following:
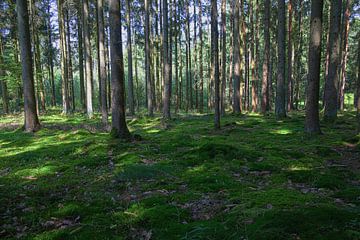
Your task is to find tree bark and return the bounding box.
[17,0,41,132]
[220,0,226,115]
[233,0,241,114]
[261,0,270,113]
[65,10,75,113]
[46,1,56,107]
[109,0,130,139]
[305,0,324,134]
[276,0,286,118]
[0,37,9,114]
[356,34,360,133]
[77,3,86,111]
[125,0,135,116]
[199,0,204,113]
[83,0,93,118]
[163,0,171,119]
[97,0,108,123]
[287,0,293,111]
[145,0,154,116]
[323,0,342,122]
[211,0,220,129]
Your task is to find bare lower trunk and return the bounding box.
[232,0,241,114]
[211,0,220,129]
[126,0,135,116]
[261,0,270,113]
[83,0,93,118]
[276,0,286,118]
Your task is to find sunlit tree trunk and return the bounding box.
[83,0,93,118]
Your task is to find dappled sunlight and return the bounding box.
[14,165,57,178]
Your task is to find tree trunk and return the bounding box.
[66,10,75,113]
[211,0,220,129]
[220,0,226,115]
[356,34,360,133]
[109,0,130,139]
[77,3,86,111]
[295,0,303,110]
[305,0,324,134]
[287,0,293,111]
[57,0,70,114]
[145,0,153,116]
[124,0,134,116]
[323,0,342,122]
[46,1,56,107]
[276,0,286,118]
[17,0,41,132]
[339,0,351,111]
[97,0,108,123]
[186,2,192,111]
[198,0,204,113]
[233,0,241,114]
[261,0,270,113]
[83,0,93,118]
[0,38,9,114]
[163,0,171,119]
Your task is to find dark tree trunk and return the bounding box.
[0,38,9,114]
[163,0,171,119]
[287,0,293,111]
[220,0,226,115]
[126,0,135,116]
[145,0,154,116]
[83,0,93,118]
[109,0,130,139]
[77,3,86,111]
[211,0,220,129]
[97,0,108,123]
[233,0,241,114]
[17,0,41,132]
[295,0,303,110]
[276,0,286,118]
[305,0,324,134]
[356,35,360,133]
[199,0,204,113]
[261,0,270,113]
[323,0,342,122]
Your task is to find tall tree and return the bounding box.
[145,0,153,116]
[357,35,360,133]
[339,0,351,111]
[77,3,86,111]
[323,0,342,122]
[287,0,293,111]
[261,0,270,113]
[57,0,70,114]
[198,0,204,113]
[65,10,75,112]
[163,0,171,119]
[276,0,286,118]
[220,0,226,115]
[305,0,324,134]
[46,1,56,107]
[97,0,108,123]
[0,37,9,114]
[233,0,241,114]
[211,0,220,129]
[83,0,93,118]
[109,0,130,139]
[16,0,41,132]
[126,0,135,116]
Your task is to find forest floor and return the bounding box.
[0,110,359,240]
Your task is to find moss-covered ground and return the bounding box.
[0,110,359,239]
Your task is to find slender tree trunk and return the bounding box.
[198,0,204,113]
[17,0,41,131]
[276,0,286,118]
[211,0,220,129]
[250,0,258,112]
[228,0,234,109]
[261,0,270,113]
[58,0,70,114]
[163,0,171,119]
[305,0,323,134]
[193,0,198,110]
[295,0,303,110]
[233,0,241,114]
[323,0,342,122]
[220,0,226,115]
[77,4,86,111]
[47,2,56,107]
[287,0,293,111]
[97,0,108,123]
[356,34,360,133]
[145,0,153,116]
[66,10,75,113]
[0,38,9,114]
[339,0,351,111]
[109,0,130,139]
[83,0,93,118]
